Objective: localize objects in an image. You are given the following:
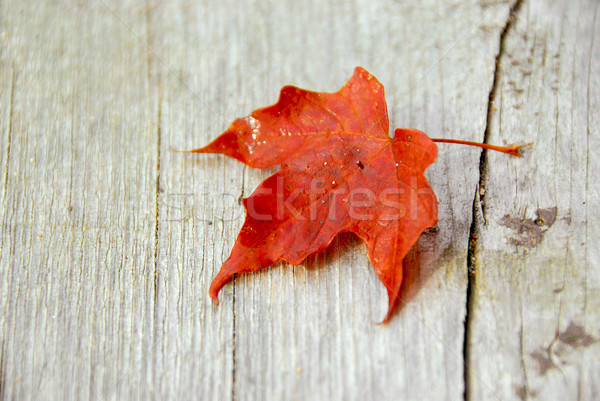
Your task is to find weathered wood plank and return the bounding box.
[467,0,600,400]
[0,1,163,400]
[147,2,239,399]
[155,1,518,400]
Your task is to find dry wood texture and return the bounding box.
[0,0,597,400]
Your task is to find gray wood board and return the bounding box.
[467,0,600,400]
[0,0,597,400]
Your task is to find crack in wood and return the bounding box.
[463,1,525,400]
[478,0,526,219]
[153,95,162,306]
[232,274,237,401]
[232,167,246,401]
[147,4,163,390]
[0,338,5,401]
[2,70,15,203]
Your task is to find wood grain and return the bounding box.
[467,0,600,400]
[0,0,597,400]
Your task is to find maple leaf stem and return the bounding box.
[431,138,531,157]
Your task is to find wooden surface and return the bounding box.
[0,0,597,400]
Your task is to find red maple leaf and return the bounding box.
[186,67,524,321]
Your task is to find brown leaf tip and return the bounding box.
[514,142,534,157]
